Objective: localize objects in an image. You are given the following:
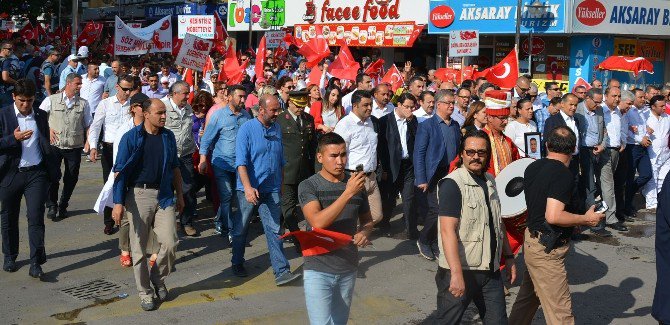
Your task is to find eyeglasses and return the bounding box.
[438,100,455,106]
[549,88,560,91]
[589,98,603,104]
[517,86,530,92]
[464,149,488,157]
[118,86,133,92]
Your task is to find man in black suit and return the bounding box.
[543,93,584,212]
[378,93,418,238]
[0,79,58,279]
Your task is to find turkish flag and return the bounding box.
[280,228,352,257]
[283,34,304,48]
[461,65,476,81]
[572,77,592,92]
[480,49,519,89]
[328,43,360,81]
[254,35,267,80]
[212,12,228,55]
[297,25,331,69]
[222,48,248,85]
[202,56,214,79]
[364,59,385,84]
[435,68,462,84]
[105,39,114,55]
[307,67,322,86]
[19,23,37,41]
[77,21,103,46]
[182,68,195,103]
[381,64,405,92]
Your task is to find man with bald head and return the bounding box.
[514,76,531,99]
[112,98,184,311]
[232,94,302,286]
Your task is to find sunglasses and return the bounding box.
[549,88,560,91]
[285,85,296,90]
[464,149,488,157]
[518,87,530,92]
[118,86,133,92]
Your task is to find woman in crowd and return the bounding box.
[206,82,228,126]
[309,86,344,134]
[305,83,322,114]
[462,100,487,133]
[191,91,215,215]
[504,98,537,157]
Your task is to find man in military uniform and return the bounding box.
[278,90,317,236]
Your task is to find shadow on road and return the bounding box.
[572,277,651,323]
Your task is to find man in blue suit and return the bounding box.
[413,89,461,260]
[0,79,58,279]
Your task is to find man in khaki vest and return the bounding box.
[160,81,197,236]
[39,73,92,221]
[433,130,517,323]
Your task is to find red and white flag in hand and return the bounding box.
[364,59,385,85]
[328,43,360,81]
[435,68,461,84]
[461,65,476,81]
[202,56,214,78]
[572,77,592,92]
[280,228,353,257]
[481,48,519,89]
[182,68,195,104]
[297,25,331,69]
[254,35,267,80]
[381,64,405,92]
[223,47,248,85]
[213,12,229,55]
[77,21,103,46]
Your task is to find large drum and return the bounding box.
[496,158,534,255]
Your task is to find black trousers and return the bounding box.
[281,183,302,232]
[419,168,448,246]
[101,142,114,227]
[47,147,82,210]
[0,168,48,265]
[434,268,508,324]
[614,147,629,218]
[379,159,417,238]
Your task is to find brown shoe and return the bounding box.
[183,225,197,236]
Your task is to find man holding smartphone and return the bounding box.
[509,126,605,324]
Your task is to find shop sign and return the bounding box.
[265,30,286,48]
[533,78,569,92]
[227,0,286,31]
[568,35,614,90]
[573,0,670,36]
[431,5,456,28]
[83,5,145,21]
[283,0,429,25]
[146,4,200,20]
[522,37,545,55]
[175,33,212,72]
[428,0,566,34]
[613,38,637,56]
[448,30,479,57]
[178,15,216,39]
[293,21,423,47]
[614,38,665,61]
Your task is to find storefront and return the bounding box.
[570,0,670,88]
[428,0,570,90]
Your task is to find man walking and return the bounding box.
[298,132,374,324]
[0,79,58,279]
[623,89,653,218]
[342,74,373,114]
[39,73,92,221]
[112,98,183,311]
[161,81,198,236]
[377,93,418,238]
[40,49,60,99]
[102,60,120,99]
[143,74,168,99]
[414,89,461,260]
[80,62,106,120]
[232,94,302,285]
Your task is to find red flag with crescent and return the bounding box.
[297,25,331,69]
[280,228,352,257]
[328,43,360,81]
[572,77,592,93]
[212,12,228,55]
[435,68,462,84]
[19,23,37,41]
[364,59,385,84]
[481,49,519,89]
[77,21,103,46]
[381,64,405,92]
[222,48,248,85]
[254,35,267,80]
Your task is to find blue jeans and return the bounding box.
[232,191,290,278]
[212,165,236,234]
[303,270,357,325]
[624,144,652,214]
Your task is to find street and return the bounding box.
[0,160,658,324]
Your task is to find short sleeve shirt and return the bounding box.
[525,158,576,237]
[298,173,370,274]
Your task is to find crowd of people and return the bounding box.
[2,32,670,324]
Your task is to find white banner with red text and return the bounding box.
[175,33,213,72]
[114,16,173,55]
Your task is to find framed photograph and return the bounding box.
[524,132,542,159]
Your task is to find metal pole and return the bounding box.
[514,0,522,54]
[528,29,532,75]
[247,0,253,52]
[58,0,61,29]
[71,0,78,55]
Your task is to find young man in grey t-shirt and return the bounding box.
[298,132,374,325]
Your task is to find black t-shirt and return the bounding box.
[298,173,370,274]
[525,158,576,237]
[132,132,164,185]
[438,172,497,272]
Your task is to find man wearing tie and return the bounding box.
[377,93,418,238]
[0,79,58,279]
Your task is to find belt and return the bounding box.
[529,229,570,247]
[18,164,42,173]
[606,146,620,150]
[102,142,113,147]
[345,169,372,176]
[134,183,160,190]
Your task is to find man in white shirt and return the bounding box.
[342,73,373,115]
[622,89,653,218]
[371,83,394,119]
[642,95,670,210]
[452,87,471,126]
[40,73,93,221]
[142,74,168,99]
[334,90,382,225]
[88,75,134,235]
[157,64,179,88]
[80,62,106,118]
[414,90,435,123]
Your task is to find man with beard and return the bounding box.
[371,83,394,119]
[232,95,302,286]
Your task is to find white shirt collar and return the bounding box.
[394,110,405,122]
[560,110,573,121]
[14,105,34,118]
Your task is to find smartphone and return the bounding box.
[595,201,609,213]
[355,164,364,173]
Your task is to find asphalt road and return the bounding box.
[0,160,659,324]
